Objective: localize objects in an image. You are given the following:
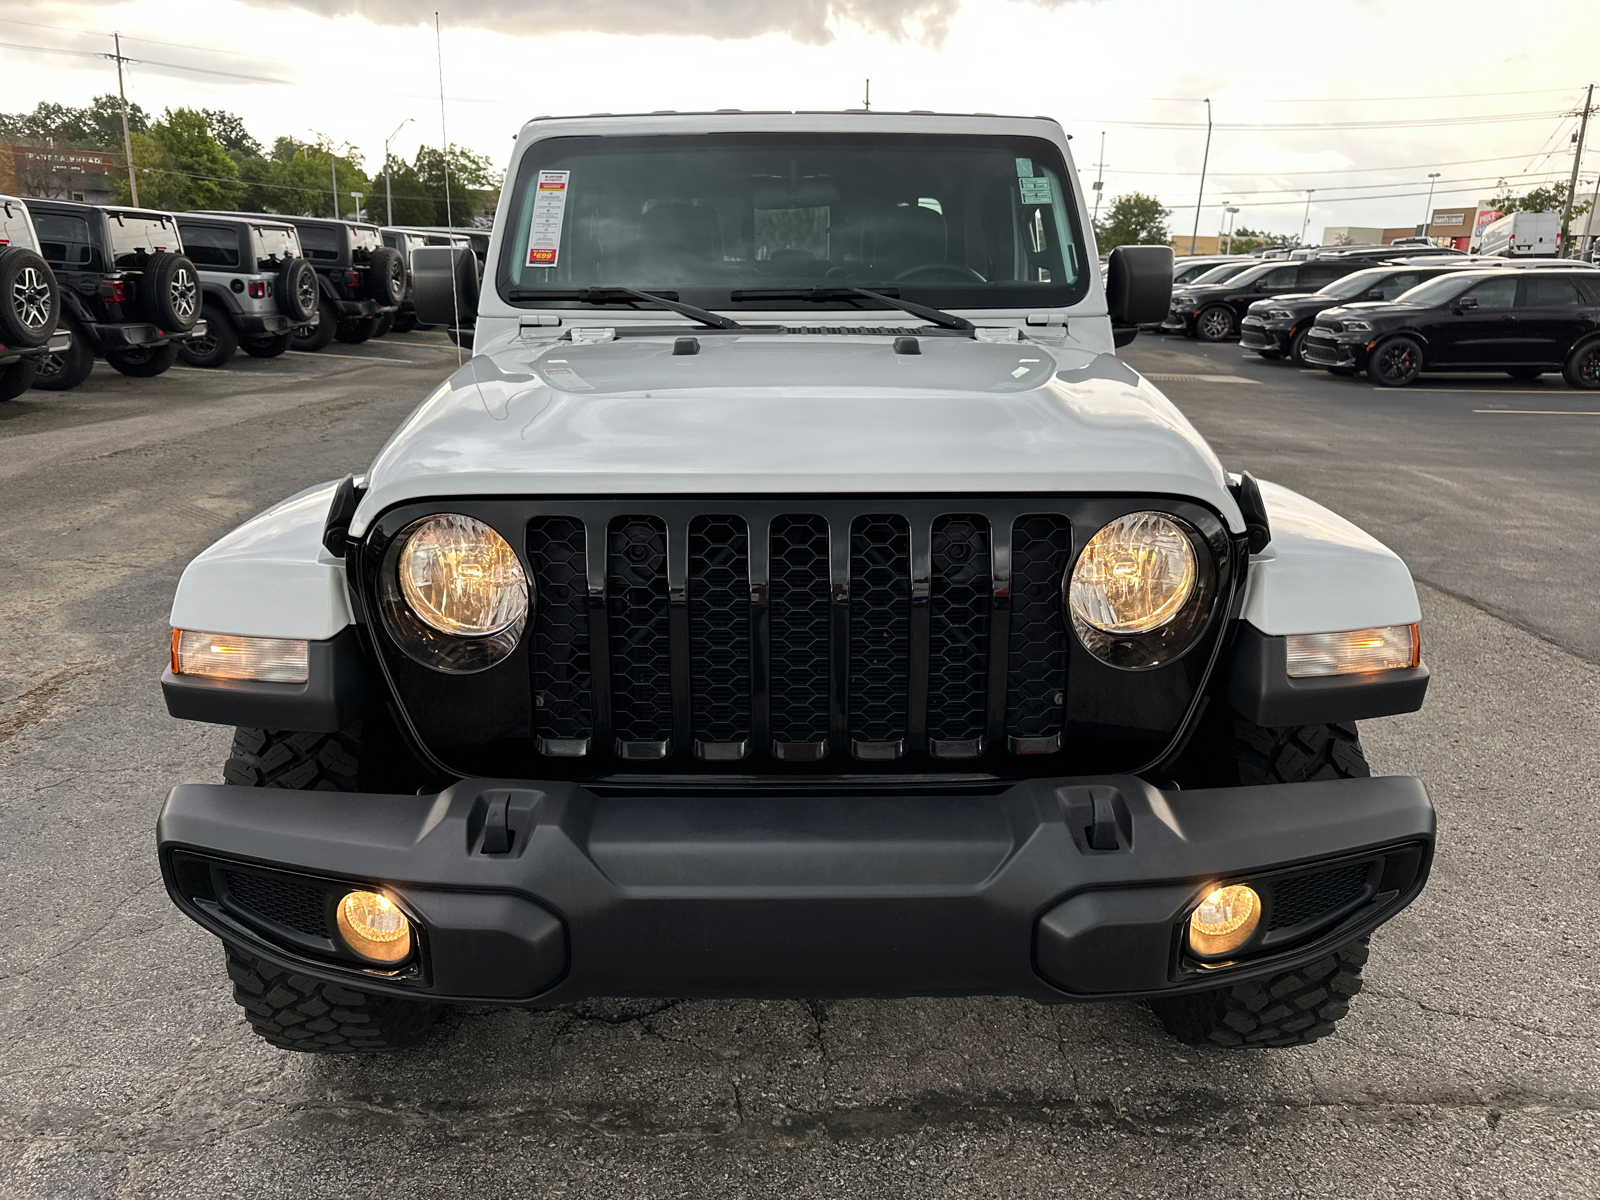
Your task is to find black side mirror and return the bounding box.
[413,245,480,329]
[1105,245,1173,346]
[1454,295,1479,312]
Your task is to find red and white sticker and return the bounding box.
[525,170,570,268]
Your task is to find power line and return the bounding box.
[1145,86,1587,104]
[1080,109,1567,132]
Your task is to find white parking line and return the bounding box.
[1473,409,1600,416]
[285,350,436,365]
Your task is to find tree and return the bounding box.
[377,153,437,225]
[414,143,502,224]
[239,138,369,217]
[111,107,241,210]
[0,96,149,150]
[1486,179,1590,219]
[1221,225,1294,256]
[1095,192,1170,251]
[201,109,263,159]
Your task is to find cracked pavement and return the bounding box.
[1,333,1597,1198]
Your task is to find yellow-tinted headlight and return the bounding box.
[398,514,528,637]
[1068,512,1197,635]
[335,890,412,963]
[1187,884,1261,957]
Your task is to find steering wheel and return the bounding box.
[893,263,988,283]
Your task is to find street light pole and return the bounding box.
[1189,99,1212,255]
[1223,206,1239,253]
[1424,172,1441,233]
[384,117,415,227]
[1301,189,1315,244]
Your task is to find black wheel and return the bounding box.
[391,311,419,333]
[276,258,318,323]
[1370,335,1423,387]
[291,297,336,352]
[1561,339,1600,389]
[1506,367,1543,381]
[105,342,181,378]
[1148,938,1371,1049]
[176,303,238,368]
[371,311,394,339]
[139,252,200,331]
[0,356,39,401]
[1196,304,1237,342]
[0,247,60,348]
[30,318,94,391]
[224,946,441,1054]
[241,332,292,358]
[334,317,375,344]
[365,246,407,307]
[1288,327,1310,366]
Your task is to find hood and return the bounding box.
[351,333,1244,536]
[1319,300,1403,321]
[1248,292,1321,313]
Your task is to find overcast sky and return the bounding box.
[3,0,1595,240]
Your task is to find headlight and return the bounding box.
[381,514,530,673]
[1341,319,1372,333]
[1066,512,1211,669]
[1265,309,1295,321]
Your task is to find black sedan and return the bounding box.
[1160,257,1366,341]
[1240,263,1468,365]
[1301,268,1600,387]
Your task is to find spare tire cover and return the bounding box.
[141,251,200,331]
[0,246,60,348]
[366,246,406,306]
[277,257,319,322]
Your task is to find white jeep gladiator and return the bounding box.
[157,112,1433,1054]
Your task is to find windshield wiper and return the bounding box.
[728,285,974,332]
[508,286,745,330]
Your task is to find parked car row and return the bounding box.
[0,191,484,398]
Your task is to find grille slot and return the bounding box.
[688,515,752,753]
[224,871,331,938]
[1268,863,1370,931]
[848,514,912,753]
[607,516,672,749]
[528,517,593,750]
[928,515,991,751]
[769,514,831,751]
[1005,515,1074,750]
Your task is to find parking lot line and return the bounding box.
[1144,373,1258,384]
[1472,409,1600,416]
[285,350,437,365]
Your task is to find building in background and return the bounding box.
[1321,226,1385,245]
[0,144,120,203]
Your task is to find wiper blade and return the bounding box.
[509,286,744,330]
[728,285,973,332]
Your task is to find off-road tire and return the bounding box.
[1370,335,1423,387]
[391,311,419,333]
[1148,938,1371,1048]
[176,302,237,368]
[0,357,39,401]
[31,317,94,390]
[335,316,375,344]
[225,946,441,1053]
[276,257,318,323]
[241,331,292,358]
[105,342,180,378]
[1196,304,1237,342]
[140,251,200,331]
[0,246,59,347]
[223,713,432,795]
[1562,338,1600,389]
[366,246,407,307]
[291,297,336,352]
[1173,709,1372,789]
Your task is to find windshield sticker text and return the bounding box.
[526,170,571,268]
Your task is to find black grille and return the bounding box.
[607,516,671,744]
[688,515,751,748]
[528,517,592,743]
[928,515,991,745]
[225,871,331,938]
[768,514,831,747]
[1268,863,1370,931]
[848,515,911,747]
[1006,515,1074,744]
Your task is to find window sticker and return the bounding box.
[1019,176,1053,205]
[1015,157,1034,178]
[526,170,570,268]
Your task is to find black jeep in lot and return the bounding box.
[1240,262,1469,365]
[25,200,203,389]
[1302,267,1600,387]
[1163,258,1373,341]
[174,215,320,367]
[1,194,71,401]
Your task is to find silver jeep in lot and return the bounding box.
[157,112,1434,1055]
[174,214,320,367]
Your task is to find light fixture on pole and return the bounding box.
[1189,99,1212,255]
[384,117,415,227]
[1223,206,1240,253]
[350,191,364,222]
[1423,172,1441,232]
[1301,189,1315,244]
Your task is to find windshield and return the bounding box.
[1315,268,1389,301]
[106,211,179,269]
[255,226,299,269]
[497,132,1091,311]
[1393,273,1483,306]
[1186,261,1253,286]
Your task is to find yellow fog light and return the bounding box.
[335,890,412,964]
[1187,884,1261,958]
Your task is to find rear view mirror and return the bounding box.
[1105,245,1173,345]
[413,246,480,328]
[752,181,841,209]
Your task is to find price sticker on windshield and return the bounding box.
[526,170,570,268]
[1019,177,1053,205]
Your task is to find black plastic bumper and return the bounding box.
[1239,320,1290,352]
[86,320,203,351]
[0,328,71,366]
[236,312,292,335]
[1303,333,1362,369]
[158,773,1434,1006]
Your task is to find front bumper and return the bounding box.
[1302,330,1364,370]
[1239,318,1292,352]
[158,773,1434,1006]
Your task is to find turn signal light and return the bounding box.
[171,629,309,683]
[1286,624,1420,677]
[336,890,412,963]
[1188,884,1261,957]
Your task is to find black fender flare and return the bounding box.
[198,282,244,330]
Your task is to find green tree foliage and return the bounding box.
[1486,180,1591,218]
[239,137,370,217]
[377,154,438,225]
[201,109,263,159]
[1221,226,1295,255]
[1094,192,1171,251]
[414,143,502,224]
[0,95,150,149]
[112,108,242,210]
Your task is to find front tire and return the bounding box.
[105,342,180,378]
[176,303,238,368]
[225,947,440,1053]
[1370,335,1423,387]
[1288,327,1310,366]
[1562,338,1600,389]
[1196,304,1237,342]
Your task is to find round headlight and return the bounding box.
[1069,512,1197,635]
[398,514,528,637]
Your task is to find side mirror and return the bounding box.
[413,245,480,328]
[1454,295,1479,312]
[1105,244,1173,346]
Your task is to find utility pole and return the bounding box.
[863,79,871,111]
[1560,83,1595,257]
[111,33,139,207]
[1424,172,1441,232]
[1092,130,1106,223]
[1301,189,1315,244]
[1189,99,1211,255]
[384,117,415,227]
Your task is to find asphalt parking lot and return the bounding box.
[1,330,1597,1198]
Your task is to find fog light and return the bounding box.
[171,629,309,683]
[1187,884,1261,958]
[335,890,412,963]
